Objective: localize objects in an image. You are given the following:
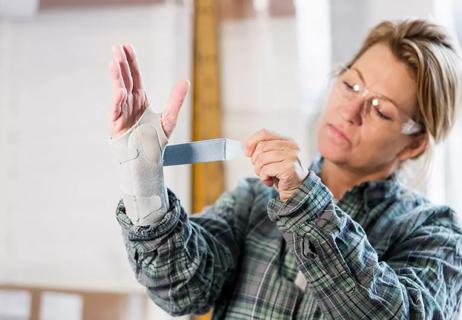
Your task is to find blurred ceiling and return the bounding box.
[39,0,166,9]
[39,0,295,20]
[219,0,295,20]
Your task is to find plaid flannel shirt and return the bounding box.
[115,155,462,319]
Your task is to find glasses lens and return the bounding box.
[368,97,408,124]
[334,67,422,134]
[338,70,361,98]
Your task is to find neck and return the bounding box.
[319,158,396,200]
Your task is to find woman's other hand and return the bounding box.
[246,129,309,202]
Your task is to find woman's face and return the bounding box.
[317,43,420,175]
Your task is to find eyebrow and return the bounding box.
[350,67,401,109]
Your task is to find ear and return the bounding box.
[397,133,428,161]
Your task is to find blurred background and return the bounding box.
[1,0,461,319]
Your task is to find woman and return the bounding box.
[108,19,462,319]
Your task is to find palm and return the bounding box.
[108,44,189,139]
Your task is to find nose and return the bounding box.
[340,95,364,126]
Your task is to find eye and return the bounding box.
[374,108,391,120]
[342,81,355,92]
[371,99,392,120]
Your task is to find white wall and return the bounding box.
[221,17,304,188]
[0,0,38,18]
[221,6,332,190]
[0,2,192,294]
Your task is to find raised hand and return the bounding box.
[108,44,190,226]
[108,44,189,139]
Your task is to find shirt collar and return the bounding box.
[309,154,402,208]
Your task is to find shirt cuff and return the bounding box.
[115,188,184,246]
[267,170,333,232]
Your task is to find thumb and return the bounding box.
[161,80,190,138]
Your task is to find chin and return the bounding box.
[317,132,350,165]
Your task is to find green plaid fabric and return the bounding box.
[115,155,462,319]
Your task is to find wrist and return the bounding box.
[110,107,170,226]
[278,170,310,202]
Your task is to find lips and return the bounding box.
[327,124,350,144]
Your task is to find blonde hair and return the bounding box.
[347,19,461,145]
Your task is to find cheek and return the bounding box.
[320,97,337,121]
[316,100,337,138]
[353,127,402,163]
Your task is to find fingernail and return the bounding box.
[129,44,136,54]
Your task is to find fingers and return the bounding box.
[161,80,190,137]
[245,132,301,189]
[109,58,125,93]
[250,139,293,163]
[165,80,190,116]
[253,150,296,175]
[262,178,275,187]
[112,45,133,93]
[245,129,288,157]
[123,44,144,92]
[109,61,126,121]
[259,161,287,185]
[111,83,125,121]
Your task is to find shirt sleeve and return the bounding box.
[115,178,255,316]
[267,170,462,320]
